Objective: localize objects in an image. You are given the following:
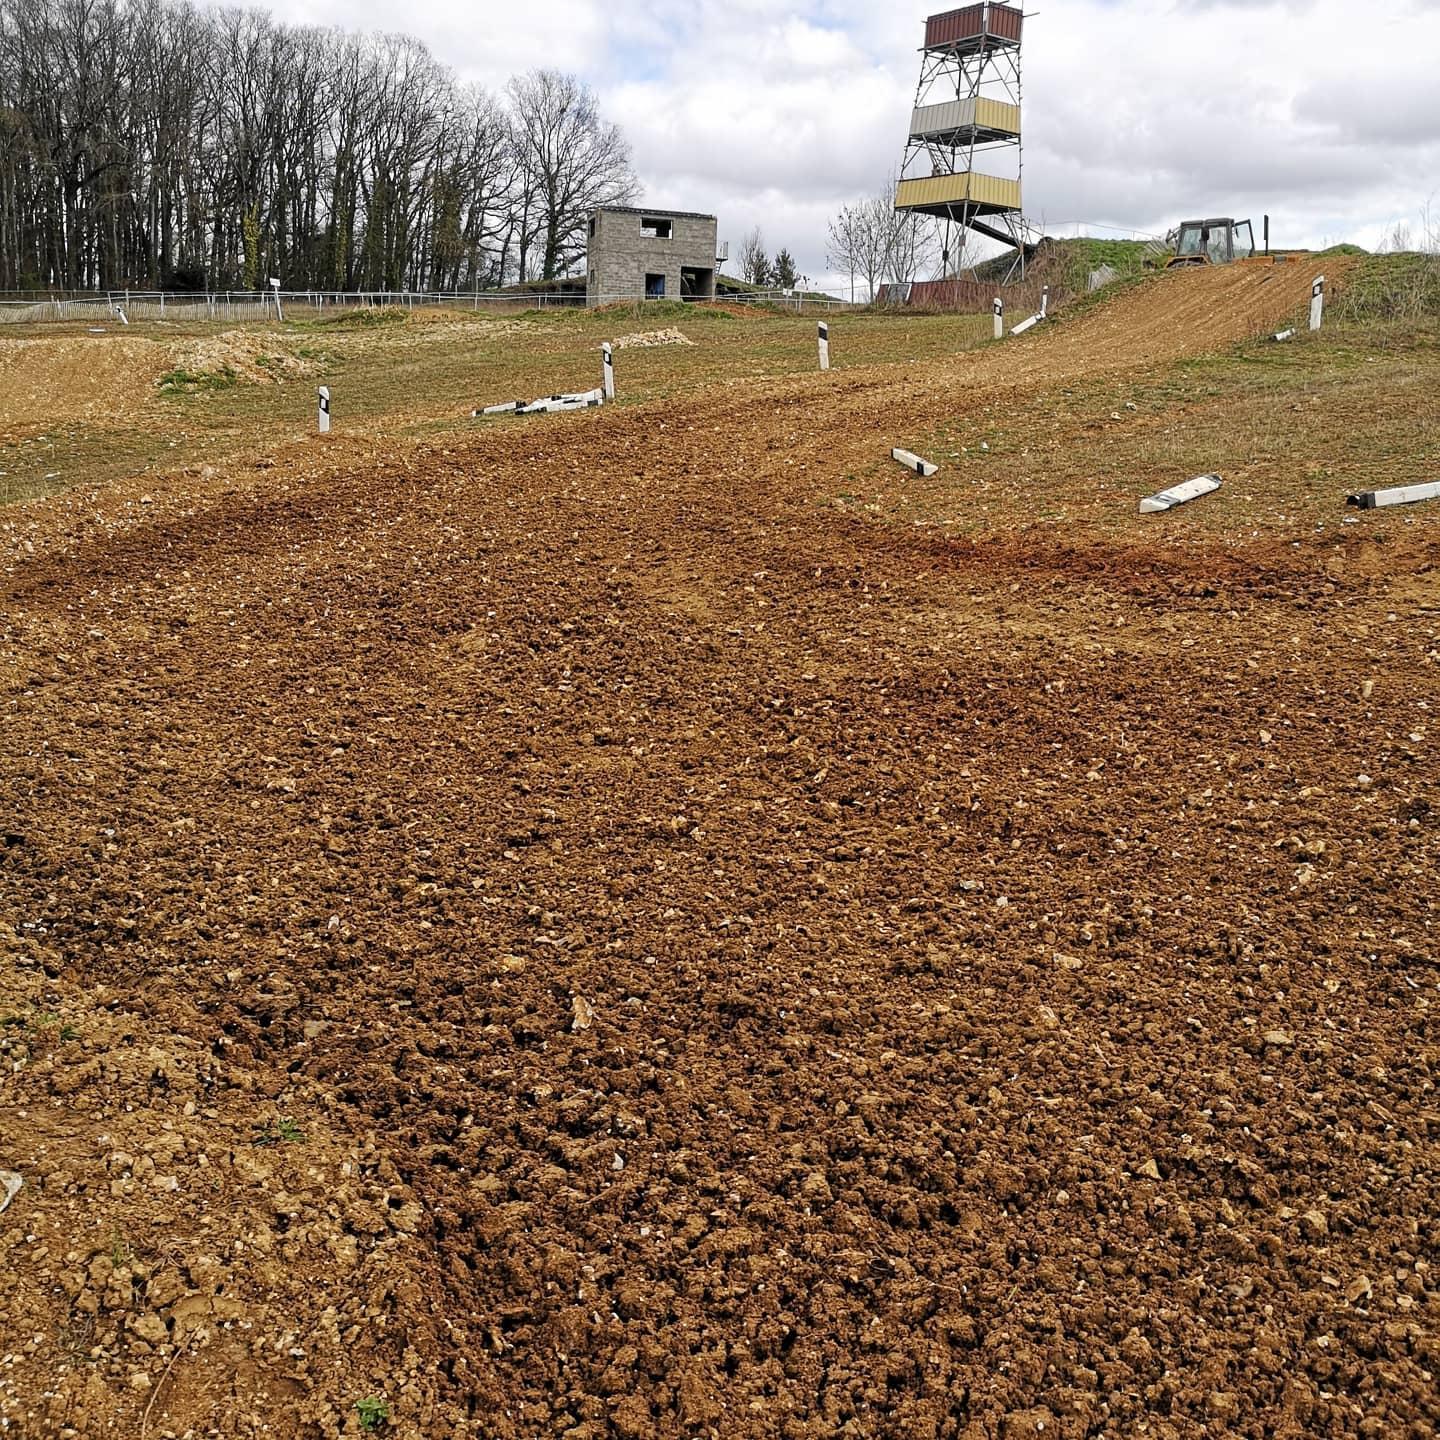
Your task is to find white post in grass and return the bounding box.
[818,321,830,371]
[602,342,615,399]
[317,386,331,434]
[270,277,283,323]
[993,297,1004,340]
[1040,285,1050,319]
[1309,275,1325,331]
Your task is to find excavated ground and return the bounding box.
[3,262,1438,1440]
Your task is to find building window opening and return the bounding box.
[640,217,673,239]
[645,273,666,299]
[589,216,596,237]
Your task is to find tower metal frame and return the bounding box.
[897,5,1033,282]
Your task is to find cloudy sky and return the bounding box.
[236,0,1439,290]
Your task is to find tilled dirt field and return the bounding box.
[2,263,1438,1440]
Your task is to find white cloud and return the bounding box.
[219,0,1440,290]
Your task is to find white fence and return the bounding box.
[0,288,854,326]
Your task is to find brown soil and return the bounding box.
[0,334,173,428]
[3,259,1438,1440]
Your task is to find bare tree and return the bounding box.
[826,208,861,303]
[506,69,636,281]
[739,226,769,287]
[0,0,641,294]
[826,178,940,302]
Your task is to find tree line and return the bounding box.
[0,0,638,293]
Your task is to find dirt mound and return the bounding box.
[0,335,172,429]
[170,330,317,386]
[612,327,694,350]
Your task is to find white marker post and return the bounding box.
[818,322,830,371]
[270,277,284,323]
[317,386,331,434]
[602,342,615,399]
[1139,473,1222,514]
[1040,285,1050,319]
[993,297,1004,341]
[1309,275,1325,332]
[1346,480,1440,511]
[891,448,938,477]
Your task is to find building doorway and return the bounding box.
[680,266,715,299]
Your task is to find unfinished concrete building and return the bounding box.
[586,207,718,304]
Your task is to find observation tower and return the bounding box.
[895,2,1028,279]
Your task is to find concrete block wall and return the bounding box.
[586,209,718,303]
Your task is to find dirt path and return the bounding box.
[4,260,1437,1440]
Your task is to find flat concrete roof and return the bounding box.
[592,205,716,222]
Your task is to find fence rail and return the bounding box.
[0,288,855,326]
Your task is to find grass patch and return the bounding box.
[869,313,1440,541]
[307,306,408,330]
[1334,252,1440,324]
[157,364,237,393]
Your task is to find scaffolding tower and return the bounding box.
[895,2,1030,281]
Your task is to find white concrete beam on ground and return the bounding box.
[1010,313,1042,336]
[892,448,938,477]
[475,387,605,417]
[1346,481,1440,510]
[519,389,605,414]
[1140,473,1222,514]
[1273,329,1295,342]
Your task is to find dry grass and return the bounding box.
[3,290,1437,554]
[1,306,991,504]
[842,319,1440,543]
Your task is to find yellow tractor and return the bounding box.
[1166,217,1257,267]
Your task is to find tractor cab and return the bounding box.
[1167,218,1256,267]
